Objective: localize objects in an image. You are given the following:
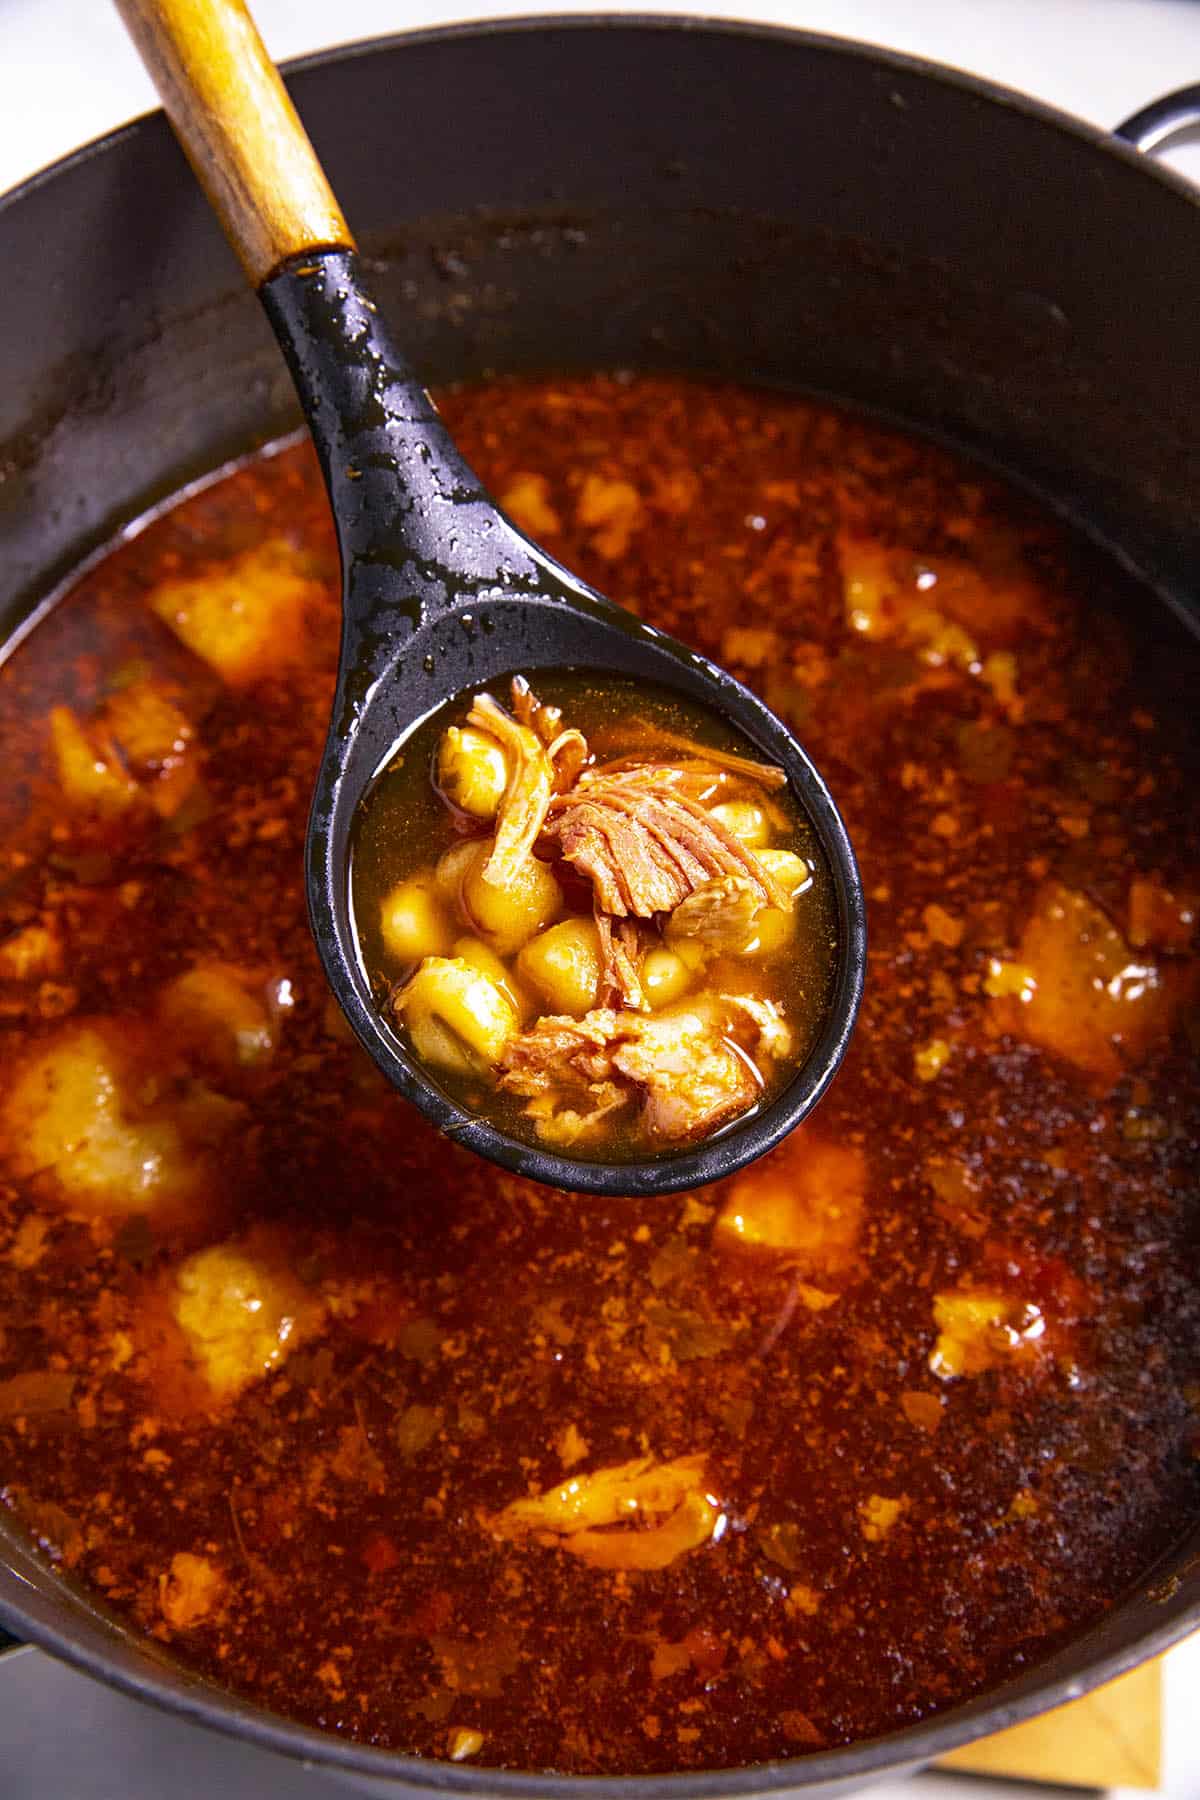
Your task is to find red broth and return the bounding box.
[0,375,1197,1773]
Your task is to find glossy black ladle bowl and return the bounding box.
[118,0,865,1196]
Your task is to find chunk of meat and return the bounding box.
[992,882,1198,1084]
[666,875,765,951]
[485,1454,719,1571]
[467,692,556,888]
[860,1495,908,1542]
[586,724,787,791]
[492,1454,707,1534]
[544,777,789,920]
[49,680,199,820]
[594,913,647,1010]
[171,1237,323,1400]
[0,1020,239,1227]
[715,1137,865,1272]
[509,676,589,790]
[720,993,793,1061]
[509,673,559,744]
[499,1011,616,1095]
[158,1552,226,1629]
[929,1290,1047,1379]
[500,1004,761,1146]
[575,472,642,559]
[520,1080,631,1149]
[838,534,1041,651]
[446,1728,487,1763]
[149,539,332,684]
[158,963,276,1073]
[611,1008,759,1143]
[49,705,140,815]
[101,680,192,772]
[499,471,561,539]
[556,1493,718,1571]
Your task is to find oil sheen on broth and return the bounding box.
[349,674,837,1158]
[0,375,1197,1776]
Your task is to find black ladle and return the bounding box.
[116,0,865,1196]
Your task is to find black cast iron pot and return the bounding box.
[0,18,1197,1797]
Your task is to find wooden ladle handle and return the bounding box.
[114,0,355,285]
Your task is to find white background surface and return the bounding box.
[0,2,1198,1798]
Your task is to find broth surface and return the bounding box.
[0,375,1198,1773]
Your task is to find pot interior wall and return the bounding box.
[0,19,1197,1795]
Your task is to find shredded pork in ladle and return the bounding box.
[391,679,811,1149]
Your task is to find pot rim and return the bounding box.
[1,11,1197,1793]
[4,1553,1197,1793]
[4,10,1199,224]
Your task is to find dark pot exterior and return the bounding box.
[0,17,1197,1796]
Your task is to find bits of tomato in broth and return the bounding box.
[350,674,837,1158]
[0,376,1197,1776]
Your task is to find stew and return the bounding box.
[350,673,836,1155]
[0,374,1197,1774]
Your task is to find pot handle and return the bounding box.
[1114,83,1200,156]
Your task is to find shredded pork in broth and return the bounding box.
[350,672,836,1155]
[0,374,1197,1773]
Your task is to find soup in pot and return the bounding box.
[350,671,838,1156]
[0,374,1197,1773]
